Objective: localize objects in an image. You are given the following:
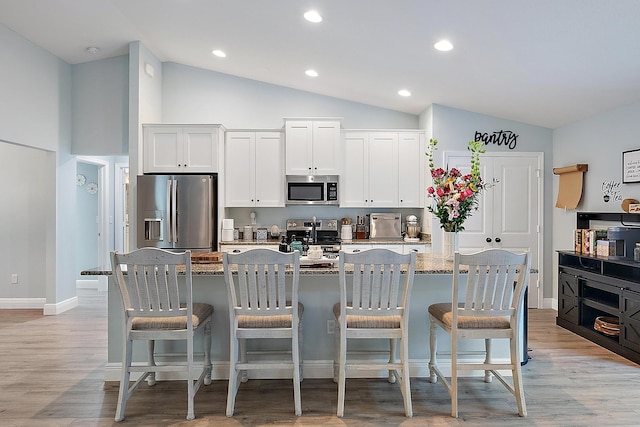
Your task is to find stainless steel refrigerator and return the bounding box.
[137,174,217,251]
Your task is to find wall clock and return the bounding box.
[76,174,86,186]
[86,182,98,194]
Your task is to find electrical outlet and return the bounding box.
[327,319,336,334]
[11,274,18,284]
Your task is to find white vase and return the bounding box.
[443,231,459,261]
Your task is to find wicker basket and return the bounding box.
[594,316,620,336]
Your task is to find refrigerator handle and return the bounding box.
[167,179,174,243]
[171,178,178,244]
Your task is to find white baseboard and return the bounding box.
[0,297,46,310]
[76,277,108,292]
[104,357,512,382]
[76,279,98,289]
[44,296,78,315]
[547,297,558,310]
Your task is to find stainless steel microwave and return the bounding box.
[286,175,339,205]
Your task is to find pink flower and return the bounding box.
[427,186,435,194]
[431,168,445,179]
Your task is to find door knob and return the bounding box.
[486,237,492,243]
[495,237,501,243]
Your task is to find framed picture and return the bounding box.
[623,149,640,183]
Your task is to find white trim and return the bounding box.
[76,277,108,292]
[548,297,558,310]
[76,156,110,269]
[0,298,46,309]
[44,296,78,315]
[114,162,129,253]
[104,357,512,382]
[76,279,99,289]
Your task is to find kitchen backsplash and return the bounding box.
[226,207,426,234]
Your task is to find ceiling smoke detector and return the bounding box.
[85,46,100,55]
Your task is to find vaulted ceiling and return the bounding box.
[2,0,640,129]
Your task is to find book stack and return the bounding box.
[574,229,608,255]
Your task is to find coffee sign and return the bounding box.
[474,130,518,150]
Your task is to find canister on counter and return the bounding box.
[634,243,640,262]
[243,225,253,241]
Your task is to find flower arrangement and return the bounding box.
[426,138,486,232]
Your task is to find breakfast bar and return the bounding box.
[86,253,518,381]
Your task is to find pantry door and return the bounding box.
[443,152,543,308]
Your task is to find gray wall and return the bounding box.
[72,55,129,155]
[552,101,640,300]
[76,162,99,279]
[0,23,75,306]
[420,105,554,300]
[0,142,48,297]
[161,62,419,129]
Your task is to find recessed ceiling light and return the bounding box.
[85,46,100,55]
[304,10,323,23]
[434,39,453,52]
[398,89,411,97]
[212,49,226,58]
[305,69,319,77]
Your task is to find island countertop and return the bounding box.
[82,253,456,276]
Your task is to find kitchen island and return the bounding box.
[85,253,517,381]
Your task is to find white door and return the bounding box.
[444,152,542,308]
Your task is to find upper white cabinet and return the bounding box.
[143,125,222,173]
[341,130,424,208]
[225,131,285,207]
[397,132,425,207]
[285,119,341,175]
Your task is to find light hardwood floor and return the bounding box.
[1,290,639,426]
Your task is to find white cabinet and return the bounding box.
[342,243,430,254]
[285,119,341,175]
[341,131,424,208]
[220,244,279,253]
[398,132,424,207]
[402,243,431,254]
[225,131,284,207]
[143,125,221,173]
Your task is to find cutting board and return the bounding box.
[190,251,223,263]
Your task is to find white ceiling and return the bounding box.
[2,0,640,129]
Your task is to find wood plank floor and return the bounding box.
[1,290,639,426]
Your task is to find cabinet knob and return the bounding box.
[486,237,492,243]
[495,237,501,243]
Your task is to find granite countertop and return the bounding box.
[82,253,455,276]
[220,236,432,246]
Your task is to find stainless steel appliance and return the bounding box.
[369,212,402,240]
[137,174,217,251]
[286,218,341,254]
[404,215,420,242]
[286,175,339,205]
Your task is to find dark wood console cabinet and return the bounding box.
[557,251,640,364]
